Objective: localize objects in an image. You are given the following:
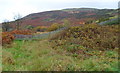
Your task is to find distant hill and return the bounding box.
[10,8,118,28]
[99,18,119,25]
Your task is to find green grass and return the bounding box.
[2,39,119,71]
[0,46,2,72]
[0,28,2,72]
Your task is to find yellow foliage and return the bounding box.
[47,23,60,31]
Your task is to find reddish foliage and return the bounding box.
[2,32,15,45]
[10,30,33,35]
[2,30,34,45]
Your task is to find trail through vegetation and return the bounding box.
[3,39,118,71]
[2,24,119,71]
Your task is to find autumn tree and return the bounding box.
[47,23,60,31]
[13,13,22,30]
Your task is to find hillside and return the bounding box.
[9,8,118,29]
[2,8,119,71]
[3,24,119,71]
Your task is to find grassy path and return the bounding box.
[2,40,118,71]
[3,40,80,71]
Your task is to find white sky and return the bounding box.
[0,0,119,23]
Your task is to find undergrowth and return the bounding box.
[2,24,119,71]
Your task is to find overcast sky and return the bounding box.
[0,0,119,23]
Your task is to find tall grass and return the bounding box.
[2,39,119,71]
[2,24,119,71]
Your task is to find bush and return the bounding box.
[47,23,62,31]
[50,24,119,50]
[10,30,33,35]
[2,32,15,45]
[2,30,34,45]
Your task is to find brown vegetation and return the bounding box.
[2,30,34,45]
[2,32,15,45]
[50,24,119,51]
[10,30,33,35]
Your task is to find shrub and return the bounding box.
[10,30,33,35]
[50,24,118,51]
[2,32,14,45]
[2,30,34,45]
[49,29,68,40]
[47,23,61,31]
